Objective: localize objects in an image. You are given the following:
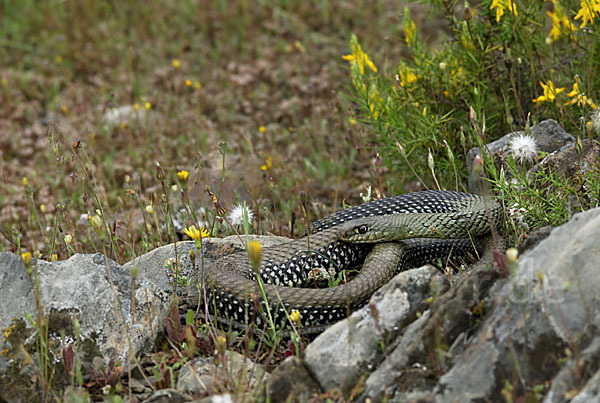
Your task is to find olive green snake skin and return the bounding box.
[200,191,503,332]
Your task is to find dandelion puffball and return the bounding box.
[509,134,538,163]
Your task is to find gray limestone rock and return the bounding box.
[433,207,600,402]
[175,350,268,396]
[266,356,321,402]
[303,266,449,396]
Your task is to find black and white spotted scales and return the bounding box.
[201,191,495,332]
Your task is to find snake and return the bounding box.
[199,191,503,333]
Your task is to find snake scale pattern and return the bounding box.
[200,191,503,332]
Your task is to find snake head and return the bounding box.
[339,217,390,243]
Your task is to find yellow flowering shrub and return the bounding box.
[344,0,600,189]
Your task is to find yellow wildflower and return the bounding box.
[50,254,58,262]
[290,309,301,324]
[40,204,46,213]
[574,0,600,28]
[22,177,28,187]
[172,59,181,68]
[91,215,103,229]
[145,101,151,110]
[258,125,266,134]
[216,335,227,353]
[398,67,418,87]
[145,205,154,214]
[547,3,577,42]
[490,0,518,22]
[403,9,417,47]
[183,225,209,240]
[185,79,192,87]
[532,80,564,103]
[177,170,189,183]
[133,103,140,111]
[565,79,598,109]
[348,118,357,126]
[342,34,377,75]
[293,40,306,53]
[194,81,202,90]
[21,252,32,267]
[64,234,72,244]
[261,156,272,171]
[247,240,262,270]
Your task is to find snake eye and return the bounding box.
[357,225,368,234]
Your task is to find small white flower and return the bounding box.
[509,134,538,164]
[228,203,253,226]
[592,109,600,135]
[360,186,372,203]
[79,213,88,224]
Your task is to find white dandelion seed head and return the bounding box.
[228,203,253,226]
[592,109,600,135]
[509,134,538,164]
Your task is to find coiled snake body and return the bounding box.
[201,191,502,332]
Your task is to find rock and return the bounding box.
[544,333,600,403]
[0,252,170,400]
[266,356,321,402]
[570,368,600,403]
[176,350,268,395]
[102,105,148,127]
[142,388,192,403]
[303,266,449,396]
[361,265,502,400]
[467,119,574,192]
[432,207,600,402]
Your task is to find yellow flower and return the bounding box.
[183,225,209,240]
[293,40,306,53]
[177,170,189,183]
[258,125,266,134]
[21,252,32,267]
[505,248,519,263]
[91,215,103,229]
[532,80,564,103]
[64,234,72,244]
[260,155,272,171]
[342,34,377,75]
[40,204,46,213]
[50,254,58,262]
[247,240,262,270]
[216,335,227,353]
[22,177,28,187]
[547,3,577,42]
[574,0,600,28]
[490,0,518,22]
[565,79,599,109]
[185,79,192,87]
[348,118,357,126]
[194,81,202,90]
[133,103,140,111]
[145,205,154,214]
[403,9,417,47]
[290,309,301,324]
[398,66,418,87]
[172,59,181,68]
[145,101,151,110]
